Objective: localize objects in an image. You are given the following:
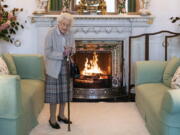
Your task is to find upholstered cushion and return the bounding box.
[171,66,180,89]
[135,61,167,85]
[21,79,44,117]
[0,57,9,75]
[0,56,9,75]
[136,83,169,118]
[2,53,17,75]
[163,57,180,87]
[12,55,45,80]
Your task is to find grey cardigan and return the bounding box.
[44,26,75,79]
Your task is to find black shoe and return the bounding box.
[57,116,72,124]
[49,120,60,129]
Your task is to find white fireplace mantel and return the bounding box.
[31,14,154,86]
[31,14,154,49]
[31,14,154,27]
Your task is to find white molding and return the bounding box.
[31,14,154,27]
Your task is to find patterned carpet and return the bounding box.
[30,102,150,135]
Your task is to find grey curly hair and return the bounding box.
[57,13,74,26]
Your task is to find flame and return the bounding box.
[81,52,105,76]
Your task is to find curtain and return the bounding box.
[128,0,136,12]
[49,0,63,11]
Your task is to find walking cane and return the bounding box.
[66,55,71,131]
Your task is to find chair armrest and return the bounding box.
[12,54,45,80]
[160,90,180,126]
[135,61,167,85]
[162,90,180,114]
[0,75,22,119]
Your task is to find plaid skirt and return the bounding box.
[45,60,73,104]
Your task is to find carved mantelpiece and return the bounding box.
[32,15,153,27]
[31,14,154,87]
[32,14,153,40]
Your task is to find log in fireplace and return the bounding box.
[73,40,125,99]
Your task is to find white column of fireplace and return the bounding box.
[31,14,154,90]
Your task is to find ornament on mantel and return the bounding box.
[138,0,151,16]
[118,0,126,14]
[62,0,70,12]
[35,0,48,13]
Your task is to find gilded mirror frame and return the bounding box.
[45,0,140,15]
[70,0,140,14]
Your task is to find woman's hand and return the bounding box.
[70,56,74,63]
[63,46,72,57]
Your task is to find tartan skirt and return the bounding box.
[45,60,73,104]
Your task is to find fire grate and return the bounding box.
[73,40,124,99]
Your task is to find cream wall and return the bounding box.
[0,0,179,54]
[148,0,180,32]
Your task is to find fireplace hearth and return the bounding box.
[73,40,124,99]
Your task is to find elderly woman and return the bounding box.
[44,13,75,129]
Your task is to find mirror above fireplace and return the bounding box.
[45,0,140,15]
[72,0,140,14]
[75,0,117,13]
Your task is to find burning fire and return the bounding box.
[81,52,105,76]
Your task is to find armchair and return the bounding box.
[0,54,45,135]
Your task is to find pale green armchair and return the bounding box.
[135,60,180,135]
[0,54,45,135]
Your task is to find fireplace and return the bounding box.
[73,40,124,99]
[32,14,153,99]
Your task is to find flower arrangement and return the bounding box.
[0,0,24,43]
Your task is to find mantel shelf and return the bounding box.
[32,14,154,19]
[31,14,154,28]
